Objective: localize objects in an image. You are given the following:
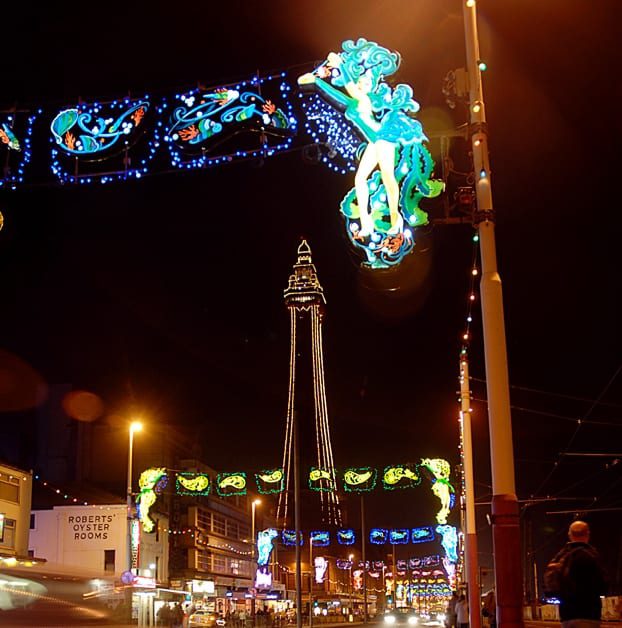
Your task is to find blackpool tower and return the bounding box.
[277,240,342,526]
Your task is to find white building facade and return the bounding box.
[29,504,169,583]
[0,462,32,559]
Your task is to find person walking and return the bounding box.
[548,520,607,628]
[446,592,459,628]
[456,594,469,628]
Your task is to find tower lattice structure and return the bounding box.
[277,240,342,526]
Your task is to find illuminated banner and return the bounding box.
[176,472,210,496]
[308,467,336,492]
[50,96,159,184]
[411,526,435,544]
[383,464,421,490]
[389,529,410,545]
[310,530,330,547]
[370,528,389,545]
[255,469,285,495]
[216,472,247,496]
[343,467,377,492]
[0,110,37,190]
[281,529,303,546]
[337,529,356,545]
[162,76,296,169]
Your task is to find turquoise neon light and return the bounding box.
[411,526,435,543]
[51,100,149,156]
[310,530,330,547]
[435,524,458,563]
[282,529,303,546]
[298,38,443,269]
[337,529,356,545]
[370,528,389,544]
[389,528,410,545]
[257,528,278,566]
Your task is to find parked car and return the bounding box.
[384,608,420,625]
[189,609,220,627]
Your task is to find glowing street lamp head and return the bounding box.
[253,499,261,506]
[130,421,143,435]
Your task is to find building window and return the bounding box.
[197,509,211,531]
[155,556,159,581]
[213,554,226,572]
[104,550,115,573]
[212,514,225,536]
[30,513,35,530]
[0,481,19,503]
[197,550,212,571]
[0,518,15,548]
[226,520,238,539]
[238,523,250,540]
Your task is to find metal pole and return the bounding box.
[127,428,134,575]
[293,411,303,628]
[309,540,313,628]
[361,496,368,624]
[460,357,481,628]
[252,501,259,625]
[462,2,523,626]
[392,545,396,609]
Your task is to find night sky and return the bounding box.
[1,0,621,591]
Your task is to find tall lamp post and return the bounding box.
[348,554,354,620]
[251,499,261,625]
[462,1,523,626]
[127,420,142,575]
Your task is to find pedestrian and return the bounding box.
[482,591,496,628]
[446,592,459,628]
[455,594,469,628]
[546,520,607,628]
[171,602,184,628]
[157,604,171,627]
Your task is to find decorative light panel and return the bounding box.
[216,472,247,496]
[383,464,421,490]
[50,96,160,184]
[308,467,336,492]
[370,528,389,545]
[176,472,211,496]
[160,74,296,170]
[343,467,377,492]
[310,530,330,547]
[337,529,356,545]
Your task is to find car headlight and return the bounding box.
[408,617,419,625]
[384,615,396,624]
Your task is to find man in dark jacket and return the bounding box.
[552,520,606,628]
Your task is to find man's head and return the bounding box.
[568,520,590,542]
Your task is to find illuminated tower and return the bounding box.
[277,240,342,526]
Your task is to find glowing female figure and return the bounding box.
[299,38,429,237]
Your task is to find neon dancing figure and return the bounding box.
[299,38,442,267]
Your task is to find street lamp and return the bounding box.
[251,499,261,561]
[348,554,354,620]
[251,499,261,625]
[127,420,142,574]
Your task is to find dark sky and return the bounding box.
[1,0,622,589]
